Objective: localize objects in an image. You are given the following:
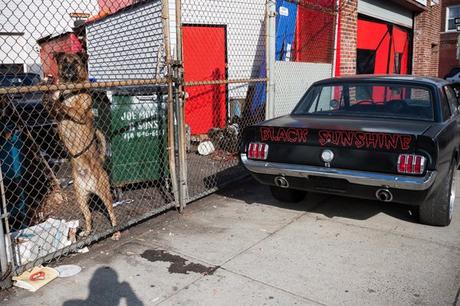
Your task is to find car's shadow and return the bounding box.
[217,177,419,224]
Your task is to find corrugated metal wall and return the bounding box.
[86,0,164,81]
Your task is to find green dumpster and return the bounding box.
[93,86,168,187]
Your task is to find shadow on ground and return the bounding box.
[63,267,143,306]
[217,177,419,224]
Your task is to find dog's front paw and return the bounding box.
[111,231,121,241]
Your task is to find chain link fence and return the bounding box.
[179,0,268,202]
[271,0,338,118]
[0,0,338,286]
[0,0,176,280]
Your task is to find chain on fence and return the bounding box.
[0,0,177,278]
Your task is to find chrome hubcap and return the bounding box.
[449,171,456,220]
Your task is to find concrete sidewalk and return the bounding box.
[3,178,460,306]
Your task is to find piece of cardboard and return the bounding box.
[13,266,59,292]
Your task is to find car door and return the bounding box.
[435,86,460,172]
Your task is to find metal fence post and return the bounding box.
[162,0,179,207]
[265,0,277,120]
[0,170,13,289]
[174,0,189,211]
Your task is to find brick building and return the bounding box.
[337,0,441,77]
[439,0,460,78]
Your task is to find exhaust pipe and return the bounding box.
[274,176,290,189]
[376,188,393,202]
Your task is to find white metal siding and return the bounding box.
[358,0,414,28]
[180,0,266,99]
[273,62,333,117]
[87,0,165,81]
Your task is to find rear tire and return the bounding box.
[419,160,456,226]
[270,186,306,203]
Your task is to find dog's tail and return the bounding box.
[95,129,107,163]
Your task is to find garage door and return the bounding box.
[357,18,411,75]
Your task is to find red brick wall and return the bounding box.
[439,33,458,77]
[439,0,460,77]
[412,0,441,77]
[338,0,358,76]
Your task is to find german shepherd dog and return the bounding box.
[44,52,120,240]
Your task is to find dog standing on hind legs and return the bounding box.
[44,52,120,240]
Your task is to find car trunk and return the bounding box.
[242,115,435,175]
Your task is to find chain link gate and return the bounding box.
[0,0,180,285]
[175,0,269,204]
[174,0,338,204]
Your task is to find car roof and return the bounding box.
[314,74,449,87]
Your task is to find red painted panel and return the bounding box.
[183,26,227,135]
[39,33,83,77]
[357,19,390,74]
[392,26,409,75]
[98,0,134,14]
[295,0,335,63]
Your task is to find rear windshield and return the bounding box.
[293,83,434,121]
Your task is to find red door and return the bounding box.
[183,25,227,135]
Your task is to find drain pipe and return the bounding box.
[265,0,276,120]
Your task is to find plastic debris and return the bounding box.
[113,199,134,208]
[77,247,89,254]
[7,218,79,265]
[54,265,82,278]
[197,141,215,156]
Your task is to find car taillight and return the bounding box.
[247,142,269,160]
[397,154,426,175]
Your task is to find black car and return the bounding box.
[0,73,65,162]
[241,75,460,226]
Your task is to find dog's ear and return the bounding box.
[52,51,66,64]
[77,52,88,65]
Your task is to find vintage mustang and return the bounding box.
[241,75,460,226]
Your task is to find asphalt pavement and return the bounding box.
[3,176,460,306]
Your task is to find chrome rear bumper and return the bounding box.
[241,154,437,191]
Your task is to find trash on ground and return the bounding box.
[198,141,215,156]
[113,199,134,207]
[7,218,79,265]
[54,265,82,278]
[12,266,58,292]
[77,247,89,254]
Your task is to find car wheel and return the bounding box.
[419,160,456,226]
[270,186,306,203]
